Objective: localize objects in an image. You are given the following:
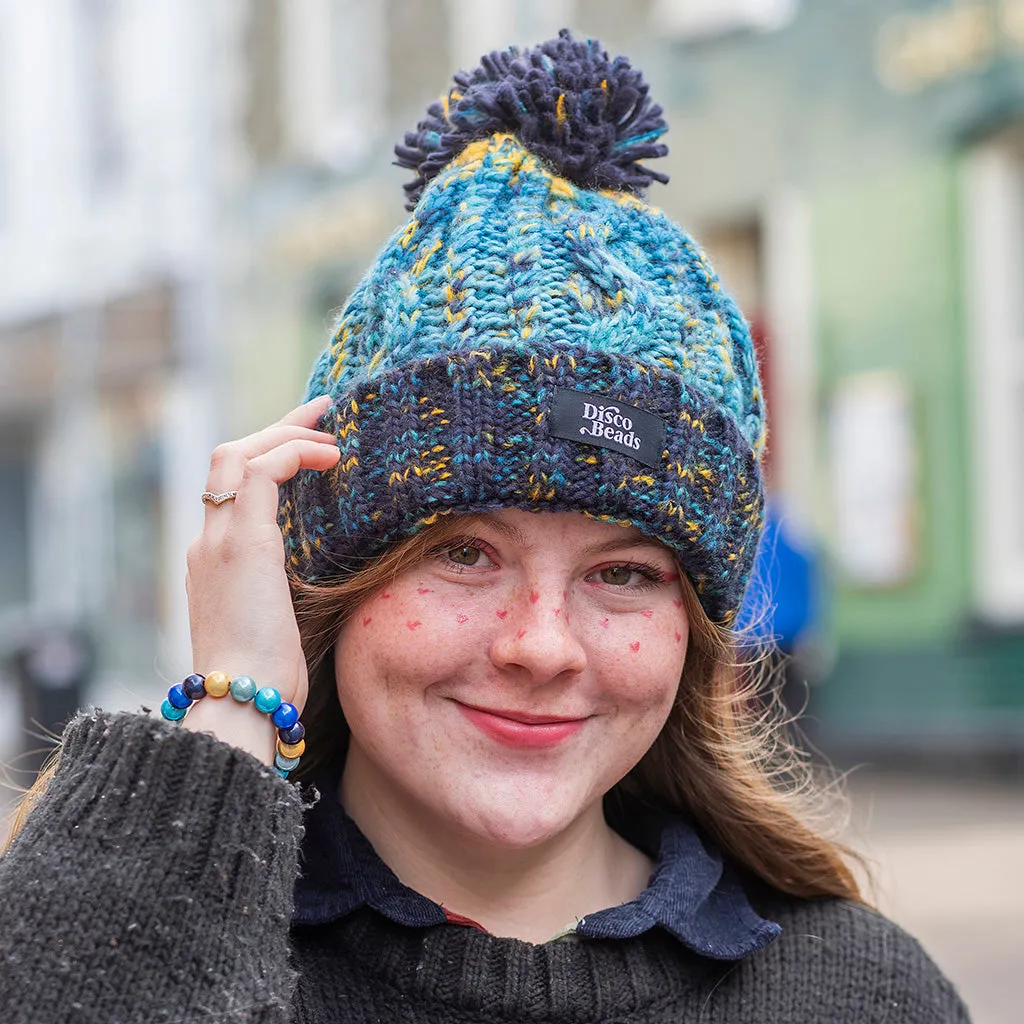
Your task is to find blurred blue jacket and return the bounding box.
[736,503,817,652]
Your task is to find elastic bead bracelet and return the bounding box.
[160,672,304,779]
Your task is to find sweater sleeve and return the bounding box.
[879,913,973,1024]
[731,890,973,1024]
[0,710,306,1024]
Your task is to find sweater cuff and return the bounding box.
[14,708,305,923]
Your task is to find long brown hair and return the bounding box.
[290,517,863,903]
[4,517,864,904]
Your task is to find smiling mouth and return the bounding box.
[454,702,587,749]
[460,703,584,725]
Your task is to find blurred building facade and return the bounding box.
[1,0,1020,758]
[645,0,1024,757]
[0,0,245,706]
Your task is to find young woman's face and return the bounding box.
[334,509,689,849]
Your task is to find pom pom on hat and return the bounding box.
[395,28,669,210]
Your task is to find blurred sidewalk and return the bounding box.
[844,772,1024,1024]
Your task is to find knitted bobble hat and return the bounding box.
[279,30,766,624]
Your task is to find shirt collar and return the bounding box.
[293,780,780,960]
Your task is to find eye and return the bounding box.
[599,565,638,586]
[592,562,667,589]
[437,539,498,572]
[447,543,484,566]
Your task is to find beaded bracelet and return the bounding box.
[160,671,306,779]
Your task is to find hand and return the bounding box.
[182,395,340,764]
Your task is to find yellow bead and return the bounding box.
[204,670,231,697]
[277,738,305,759]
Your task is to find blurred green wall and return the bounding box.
[812,155,1024,745]
[813,157,970,645]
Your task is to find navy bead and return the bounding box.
[161,699,187,722]
[182,673,207,700]
[272,702,299,729]
[167,684,192,710]
[278,721,305,745]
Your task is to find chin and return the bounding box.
[463,812,571,850]
[440,782,596,850]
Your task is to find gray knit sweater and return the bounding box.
[0,713,970,1023]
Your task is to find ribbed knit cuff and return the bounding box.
[35,710,303,902]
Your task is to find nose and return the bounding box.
[489,585,587,683]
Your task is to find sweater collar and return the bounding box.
[292,781,779,960]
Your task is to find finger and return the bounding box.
[203,426,337,528]
[278,394,334,429]
[203,396,334,498]
[206,424,336,487]
[232,438,341,531]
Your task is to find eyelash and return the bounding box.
[590,561,669,592]
[433,537,499,573]
[434,539,669,591]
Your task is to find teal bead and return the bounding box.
[229,676,257,703]
[254,687,282,714]
[274,751,301,772]
[275,767,290,778]
[161,699,187,722]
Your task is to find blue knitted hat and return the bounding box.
[279,30,766,624]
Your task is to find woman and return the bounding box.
[1,31,968,1023]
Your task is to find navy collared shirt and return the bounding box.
[293,782,780,960]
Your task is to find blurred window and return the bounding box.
[76,0,126,197]
[101,391,161,676]
[652,0,797,41]
[963,132,1024,622]
[446,0,575,71]
[0,426,31,610]
[243,0,286,166]
[280,0,385,173]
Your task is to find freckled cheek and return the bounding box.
[579,610,687,682]
[602,669,680,736]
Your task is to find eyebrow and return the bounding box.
[464,514,670,558]
[587,534,669,556]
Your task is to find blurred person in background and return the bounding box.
[0,32,969,1024]
[736,499,825,732]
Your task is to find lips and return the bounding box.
[455,702,587,749]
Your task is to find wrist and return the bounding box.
[163,672,305,775]
[180,697,278,766]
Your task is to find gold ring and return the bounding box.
[201,490,238,506]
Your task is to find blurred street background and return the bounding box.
[0,1,1021,1019]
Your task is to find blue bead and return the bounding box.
[274,751,301,772]
[167,684,192,710]
[274,767,290,779]
[278,721,305,745]
[272,702,299,729]
[229,676,257,703]
[182,673,207,700]
[253,687,282,714]
[161,699,187,721]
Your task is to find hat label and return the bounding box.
[548,388,665,469]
